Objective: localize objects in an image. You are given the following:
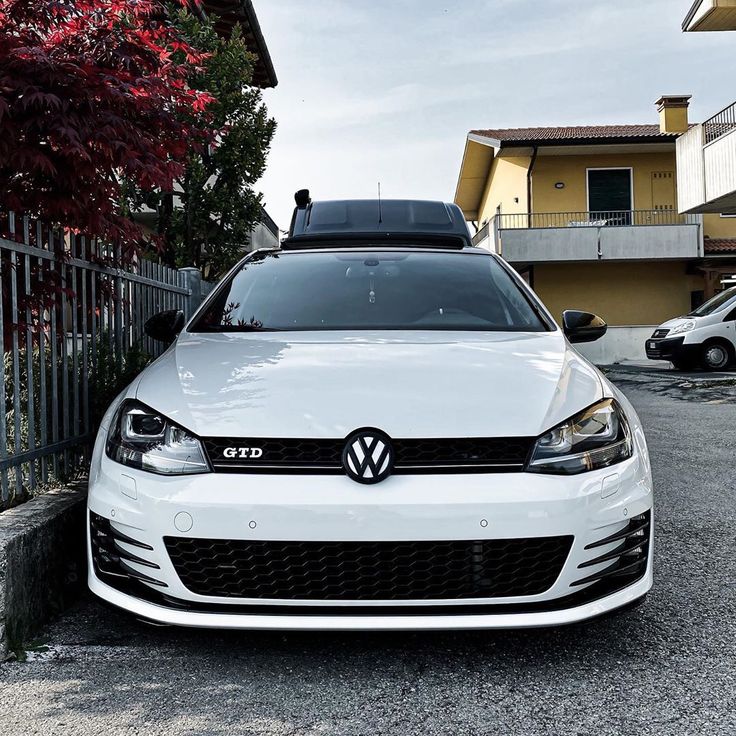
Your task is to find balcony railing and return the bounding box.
[496,209,688,231]
[704,102,736,145]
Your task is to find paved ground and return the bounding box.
[2,369,735,736]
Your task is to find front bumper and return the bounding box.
[645,335,699,362]
[88,445,653,630]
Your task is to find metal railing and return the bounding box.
[0,212,208,509]
[704,102,736,145]
[496,209,689,230]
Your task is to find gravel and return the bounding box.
[2,372,735,736]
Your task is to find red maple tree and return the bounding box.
[0,0,214,257]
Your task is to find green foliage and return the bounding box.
[1,336,150,509]
[87,336,150,431]
[129,11,276,278]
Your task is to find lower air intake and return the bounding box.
[164,536,573,600]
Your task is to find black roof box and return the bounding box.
[284,197,473,249]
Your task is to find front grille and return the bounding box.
[164,536,573,600]
[652,329,670,339]
[202,436,534,474]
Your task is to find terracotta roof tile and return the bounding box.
[470,125,680,144]
[704,238,736,254]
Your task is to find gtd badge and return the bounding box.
[223,447,264,460]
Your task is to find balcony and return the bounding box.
[473,210,702,263]
[678,102,736,214]
[683,0,736,31]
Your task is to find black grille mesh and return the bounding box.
[652,329,670,339]
[393,438,531,466]
[164,536,573,600]
[202,436,533,472]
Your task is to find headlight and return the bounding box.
[669,320,695,335]
[527,399,632,475]
[106,400,210,475]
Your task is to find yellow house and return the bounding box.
[454,97,736,362]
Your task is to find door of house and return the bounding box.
[587,168,633,224]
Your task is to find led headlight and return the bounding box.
[669,320,695,335]
[527,399,632,475]
[106,400,209,475]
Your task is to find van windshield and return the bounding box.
[689,286,736,317]
[190,250,548,332]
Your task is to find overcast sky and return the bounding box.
[254,0,734,230]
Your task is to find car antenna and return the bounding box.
[377,182,383,224]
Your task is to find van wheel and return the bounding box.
[701,340,733,371]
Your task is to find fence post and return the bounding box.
[178,267,203,318]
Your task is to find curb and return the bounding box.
[0,483,87,659]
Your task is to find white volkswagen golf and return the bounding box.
[88,197,653,630]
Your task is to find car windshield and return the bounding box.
[190,250,548,332]
[688,286,736,317]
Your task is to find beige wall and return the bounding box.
[703,213,736,239]
[478,155,531,224]
[531,152,679,213]
[532,261,703,326]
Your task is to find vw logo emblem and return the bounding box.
[342,429,394,484]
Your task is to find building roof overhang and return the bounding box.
[199,0,277,88]
[683,0,736,31]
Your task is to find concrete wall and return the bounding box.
[0,486,86,658]
[500,224,701,263]
[574,326,655,364]
[531,261,701,327]
[677,125,707,213]
[677,123,736,217]
[704,130,736,209]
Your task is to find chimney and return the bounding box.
[656,95,691,134]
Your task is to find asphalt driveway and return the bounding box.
[1,369,735,736]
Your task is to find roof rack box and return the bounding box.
[286,198,473,248]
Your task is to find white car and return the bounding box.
[88,197,653,630]
[646,286,736,371]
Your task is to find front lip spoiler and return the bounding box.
[89,570,653,631]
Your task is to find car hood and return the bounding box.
[134,331,604,439]
[658,316,691,329]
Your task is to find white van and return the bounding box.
[645,286,736,370]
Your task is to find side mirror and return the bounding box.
[562,310,607,344]
[144,309,185,344]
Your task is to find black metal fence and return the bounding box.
[0,213,210,509]
[704,102,736,145]
[496,209,689,230]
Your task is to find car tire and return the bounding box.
[700,340,733,371]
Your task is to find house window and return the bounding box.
[587,168,633,224]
